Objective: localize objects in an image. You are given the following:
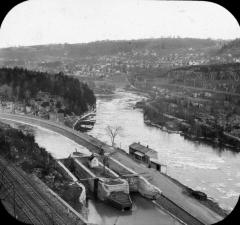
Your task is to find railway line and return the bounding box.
[0,113,224,224]
[0,157,73,225]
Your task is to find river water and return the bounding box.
[87,90,240,212]
[6,89,239,215]
[5,121,181,225]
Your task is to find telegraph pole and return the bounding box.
[12,183,16,219]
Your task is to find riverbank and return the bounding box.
[143,112,240,152]
[0,113,225,224]
[134,97,240,153]
[114,144,228,217]
[160,172,229,217]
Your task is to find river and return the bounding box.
[6,89,240,215]
[6,120,181,225]
[87,89,240,212]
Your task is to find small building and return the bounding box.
[49,112,57,121]
[129,142,158,164]
[88,154,99,168]
[56,109,65,123]
[57,112,65,123]
[149,158,167,173]
[149,158,161,171]
[26,105,32,113]
[38,110,49,119]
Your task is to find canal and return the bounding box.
[7,122,181,225]
[87,89,240,212]
[7,88,240,216]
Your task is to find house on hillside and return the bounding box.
[56,109,65,123]
[26,105,33,114]
[129,142,158,164]
[49,112,58,121]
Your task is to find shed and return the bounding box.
[149,158,161,171]
[129,142,158,164]
[149,158,167,174]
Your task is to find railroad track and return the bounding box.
[0,182,41,224]
[23,117,208,225]
[0,162,44,225]
[36,118,209,225]
[0,113,221,224]
[0,158,69,225]
[14,190,45,225]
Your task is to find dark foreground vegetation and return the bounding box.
[0,122,82,207]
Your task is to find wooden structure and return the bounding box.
[149,158,167,173]
[129,142,158,164]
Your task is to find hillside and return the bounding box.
[0,38,217,61]
[163,63,240,94]
[0,67,96,115]
[218,38,240,57]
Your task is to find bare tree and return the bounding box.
[105,125,123,147]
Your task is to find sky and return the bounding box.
[0,0,239,48]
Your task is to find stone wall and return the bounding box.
[56,160,87,205]
[73,159,96,192]
[138,176,161,199]
[109,157,162,198]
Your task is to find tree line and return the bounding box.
[0,67,96,115]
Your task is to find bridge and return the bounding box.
[73,111,96,129]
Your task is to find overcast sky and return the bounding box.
[0,0,239,48]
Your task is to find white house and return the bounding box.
[88,154,99,168]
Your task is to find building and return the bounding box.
[149,158,167,173]
[88,154,99,168]
[49,112,57,121]
[129,142,158,164]
[26,105,32,113]
[56,112,65,123]
[149,158,161,171]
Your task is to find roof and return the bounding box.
[134,151,145,157]
[88,153,97,161]
[150,158,161,165]
[129,143,157,155]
